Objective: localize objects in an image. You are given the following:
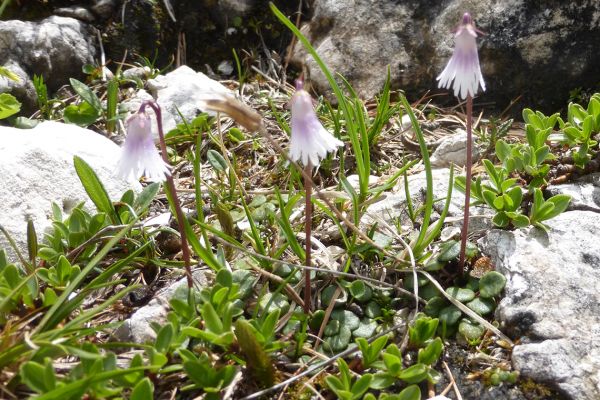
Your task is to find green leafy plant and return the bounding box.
[424,271,507,341]
[0,92,21,120]
[181,350,236,399]
[63,78,103,126]
[557,94,600,168]
[325,358,373,400]
[529,188,571,231]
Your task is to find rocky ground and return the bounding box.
[1,2,600,399]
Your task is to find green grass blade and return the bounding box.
[399,95,433,254]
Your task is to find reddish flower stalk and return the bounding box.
[459,95,473,268]
[119,100,194,288]
[303,164,312,314]
[437,12,485,268]
[289,78,343,313]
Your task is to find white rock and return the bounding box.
[547,172,600,211]
[430,130,481,168]
[0,122,140,262]
[479,211,600,399]
[345,174,379,191]
[113,270,210,343]
[362,167,492,232]
[143,65,234,134]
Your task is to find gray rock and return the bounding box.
[430,130,482,168]
[292,0,600,112]
[547,173,600,212]
[479,211,600,399]
[55,7,96,22]
[0,122,141,262]
[114,270,210,343]
[362,167,492,233]
[91,0,117,19]
[122,66,152,81]
[0,16,95,113]
[0,61,36,112]
[126,65,234,136]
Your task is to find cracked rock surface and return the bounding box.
[479,211,600,399]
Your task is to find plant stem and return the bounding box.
[303,163,312,313]
[143,101,194,288]
[459,95,473,268]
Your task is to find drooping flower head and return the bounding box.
[437,12,486,99]
[289,79,344,167]
[117,110,170,182]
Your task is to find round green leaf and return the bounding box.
[445,287,475,303]
[418,283,441,300]
[479,271,507,298]
[424,296,447,317]
[352,318,377,338]
[349,280,366,298]
[352,281,373,303]
[324,325,352,352]
[330,310,360,330]
[458,318,485,340]
[324,320,340,336]
[365,301,382,318]
[466,297,496,316]
[321,285,347,308]
[438,240,460,262]
[439,305,462,326]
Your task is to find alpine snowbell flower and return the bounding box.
[437,12,486,99]
[117,111,170,182]
[289,80,343,167]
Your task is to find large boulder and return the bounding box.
[291,0,600,113]
[123,65,235,136]
[479,211,600,399]
[0,122,140,262]
[0,16,95,113]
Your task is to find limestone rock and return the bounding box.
[55,7,96,22]
[362,167,492,233]
[0,16,95,112]
[430,131,482,168]
[0,122,140,262]
[126,66,235,136]
[114,270,210,343]
[91,0,117,19]
[479,211,600,399]
[292,0,600,113]
[547,173,600,212]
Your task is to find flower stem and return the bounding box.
[303,163,312,314]
[459,95,473,269]
[142,101,194,288]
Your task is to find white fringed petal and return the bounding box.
[437,16,486,100]
[289,90,344,167]
[117,112,170,182]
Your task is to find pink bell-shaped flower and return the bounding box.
[437,12,486,99]
[117,111,170,182]
[289,80,344,167]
